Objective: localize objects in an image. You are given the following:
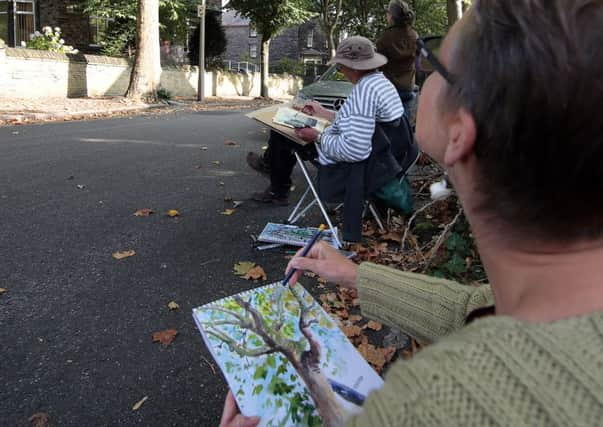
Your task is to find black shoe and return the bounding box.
[246,152,270,176]
[251,188,289,206]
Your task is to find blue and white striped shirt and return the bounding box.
[317,71,404,166]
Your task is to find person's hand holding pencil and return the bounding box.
[285,240,359,289]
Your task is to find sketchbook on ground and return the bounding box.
[193,282,383,427]
[258,223,339,249]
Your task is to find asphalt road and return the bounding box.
[0,109,323,426]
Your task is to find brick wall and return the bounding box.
[0,46,302,99]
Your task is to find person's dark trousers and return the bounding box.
[264,131,297,197]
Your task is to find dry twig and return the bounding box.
[422,207,464,272]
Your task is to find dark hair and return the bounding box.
[446,0,603,242]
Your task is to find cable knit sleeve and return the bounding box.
[356,263,494,344]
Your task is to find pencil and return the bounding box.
[281,224,326,287]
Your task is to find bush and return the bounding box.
[156,87,172,101]
[22,26,78,53]
[271,58,305,76]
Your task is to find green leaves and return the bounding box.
[227,0,315,39]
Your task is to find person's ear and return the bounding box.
[443,108,476,167]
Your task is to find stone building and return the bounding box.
[221,8,329,72]
[0,0,221,53]
[0,1,91,49]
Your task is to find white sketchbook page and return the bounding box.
[193,282,383,427]
[258,223,339,248]
[273,107,328,133]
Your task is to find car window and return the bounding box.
[320,65,349,82]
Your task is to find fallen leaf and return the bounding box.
[112,250,136,260]
[233,261,256,276]
[341,324,363,338]
[152,329,178,347]
[133,208,154,217]
[357,341,396,373]
[223,196,233,202]
[0,288,6,295]
[224,139,238,146]
[381,232,402,242]
[222,209,235,215]
[232,200,244,208]
[132,396,148,411]
[29,412,49,427]
[167,209,180,217]
[167,301,180,310]
[212,161,221,166]
[244,265,267,281]
[304,271,317,278]
[201,146,208,150]
[76,184,86,190]
[367,320,383,331]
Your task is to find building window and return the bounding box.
[89,16,111,46]
[15,0,36,46]
[249,43,257,58]
[249,26,257,38]
[0,1,8,43]
[306,29,314,48]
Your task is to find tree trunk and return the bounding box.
[260,37,270,98]
[327,26,336,59]
[287,349,345,427]
[126,0,161,102]
[447,0,464,28]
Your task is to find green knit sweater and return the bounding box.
[345,263,603,426]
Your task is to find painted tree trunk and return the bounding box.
[447,0,464,28]
[126,0,161,101]
[287,350,345,427]
[260,38,271,98]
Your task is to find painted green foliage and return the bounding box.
[197,284,347,426]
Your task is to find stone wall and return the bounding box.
[0,47,302,99]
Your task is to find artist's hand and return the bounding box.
[293,100,321,116]
[219,391,260,427]
[295,127,320,143]
[286,241,359,288]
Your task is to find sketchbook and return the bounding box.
[193,282,384,427]
[258,223,339,249]
[273,107,329,132]
[246,104,331,146]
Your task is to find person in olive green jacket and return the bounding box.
[219,1,603,426]
[377,0,418,116]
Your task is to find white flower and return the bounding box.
[29,33,34,39]
[35,30,42,37]
[20,41,27,47]
[59,39,65,44]
[54,27,61,33]
[72,49,79,54]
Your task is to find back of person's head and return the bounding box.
[446,0,603,242]
[387,0,415,25]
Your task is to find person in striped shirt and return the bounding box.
[246,36,404,205]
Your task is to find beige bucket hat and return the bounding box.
[327,36,388,71]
